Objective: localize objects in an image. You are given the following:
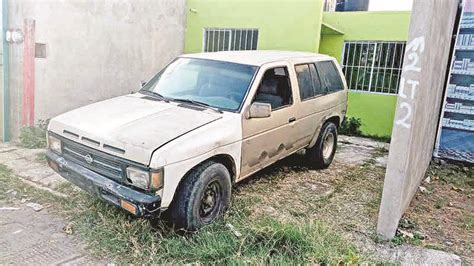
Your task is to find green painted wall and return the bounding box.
[320,11,411,137]
[347,92,398,137]
[185,0,324,53]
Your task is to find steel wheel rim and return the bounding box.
[199,180,221,221]
[322,132,335,160]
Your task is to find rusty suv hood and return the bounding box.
[48,93,222,165]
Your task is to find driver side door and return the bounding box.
[240,62,299,179]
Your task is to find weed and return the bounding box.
[340,117,362,136]
[19,119,49,149]
[434,198,448,209]
[427,162,473,192]
[460,214,473,231]
[35,152,47,163]
[339,117,391,142]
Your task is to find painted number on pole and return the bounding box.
[395,37,425,129]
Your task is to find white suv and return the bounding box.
[46,51,348,230]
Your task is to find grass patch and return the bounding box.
[361,134,391,143]
[460,214,474,231]
[427,162,473,192]
[0,163,364,264]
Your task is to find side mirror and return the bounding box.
[140,80,147,88]
[247,102,271,119]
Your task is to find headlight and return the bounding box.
[48,134,62,153]
[126,167,164,191]
[126,167,150,190]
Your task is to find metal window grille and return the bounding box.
[341,41,406,95]
[203,28,258,52]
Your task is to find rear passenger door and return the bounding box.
[294,63,330,147]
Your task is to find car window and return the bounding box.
[295,64,315,100]
[309,64,325,96]
[254,67,292,110]
[316,61,344,93]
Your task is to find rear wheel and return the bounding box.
[168,161,231,231]
[306,122,338,169]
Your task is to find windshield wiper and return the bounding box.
[140,90,169,102]
[171,98,223,113]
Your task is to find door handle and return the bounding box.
[288,117,296,123]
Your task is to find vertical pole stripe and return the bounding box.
[22,19,35,127]
[2,0,10,141]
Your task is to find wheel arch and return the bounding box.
[325,115,342,128]
[205,154,237,183]
[307,115,342,149]
[166,153,237,208]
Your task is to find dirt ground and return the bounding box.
[234,151,473,263]
[0,136,471,264]
[402,162,473,262]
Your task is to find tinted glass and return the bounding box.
[316,61,344,93]
[295,64,314,100]
[309,64,325,95]
[141,58,257,111]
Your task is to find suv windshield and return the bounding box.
[141,58,258,111]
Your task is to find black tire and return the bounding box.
[168,161,231,231]
[306,122,338,169]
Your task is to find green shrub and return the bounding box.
[339,117,391,142]
[19,119,49,149]
[339,117,362,136]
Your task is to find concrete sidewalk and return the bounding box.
[0,199,94,264]
[0,143,97,264]
[0,144,66,196]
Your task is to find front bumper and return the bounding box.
[46,150,161,217]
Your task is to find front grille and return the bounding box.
[62,139,126,182]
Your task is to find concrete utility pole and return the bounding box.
[377,0,460,239]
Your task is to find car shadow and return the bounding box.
[234,152,313,188]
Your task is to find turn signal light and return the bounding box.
[120,199,137,215]
[150,169,164,190]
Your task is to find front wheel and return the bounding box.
[306,122,338,169]
[168,161,231,231]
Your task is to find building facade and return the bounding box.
[185,0,411,138]
[320,11,411,136]
[1,0,187,141]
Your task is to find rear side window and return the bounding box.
[295,63,326,100]
[316,61,344,93]
[309,64,325,95]
[295,64,314,100]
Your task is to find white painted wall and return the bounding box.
[7,0,186,138]
[369,0,413,11]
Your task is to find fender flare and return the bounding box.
[307,114,342,149]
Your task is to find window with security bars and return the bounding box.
[203,28,258,52]
[342,41,406,94]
